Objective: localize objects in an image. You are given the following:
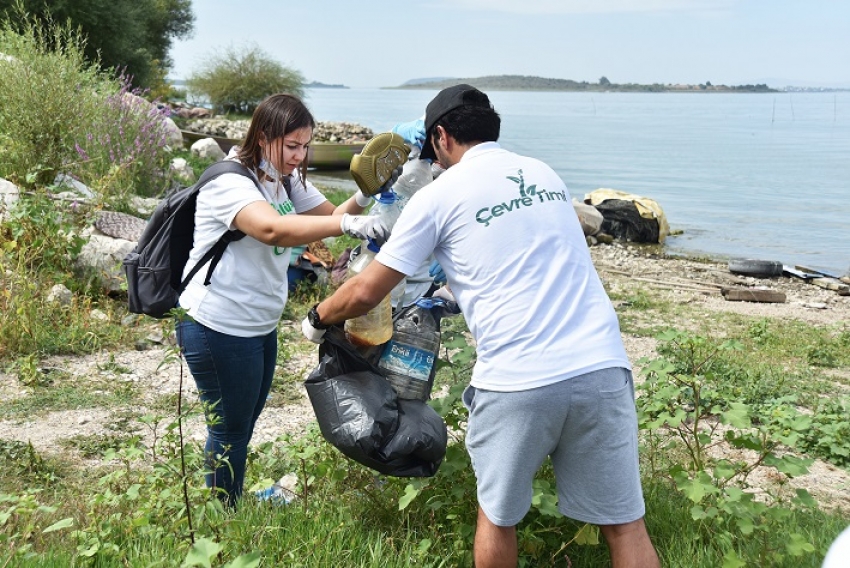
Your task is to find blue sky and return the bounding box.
[170,0,850,89]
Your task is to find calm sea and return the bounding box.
[303,88,850,276]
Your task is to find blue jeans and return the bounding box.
[176,318,277,505]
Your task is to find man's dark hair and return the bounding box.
[430,104,501,148]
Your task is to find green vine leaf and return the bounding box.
[399,484,421,510]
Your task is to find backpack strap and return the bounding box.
[177,160,263,293]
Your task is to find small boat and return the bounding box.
[180,130,365,170]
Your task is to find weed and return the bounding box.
[0,440,60,485]
[73,71,174,200]
[637,329,821,565]
[62,434,137,459]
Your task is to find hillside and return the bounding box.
[392,74,776,93]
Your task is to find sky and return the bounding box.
[169,0,850,89]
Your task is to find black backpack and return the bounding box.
[123,160,263,318]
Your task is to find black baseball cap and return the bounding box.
[420,84,492,161]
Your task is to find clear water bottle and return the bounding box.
[391,146,433,204]
[343,240,393,347]
[369,190,404,231]
[378,297,442,400]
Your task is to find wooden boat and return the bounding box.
[180,130,365,170]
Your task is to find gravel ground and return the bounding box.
[1,242,848,512]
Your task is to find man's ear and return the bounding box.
[436,126,454,152]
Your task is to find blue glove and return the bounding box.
[392,119,426,149]
[429,259,447,285]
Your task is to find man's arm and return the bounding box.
[317,260,406,325]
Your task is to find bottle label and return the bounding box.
[379,341,434,382]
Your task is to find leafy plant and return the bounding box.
[0,441,59,485]
[0,191,134,359]
[637,329,819,565]
[805,336,839,368]
[798,398,850,466]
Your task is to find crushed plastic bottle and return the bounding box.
[377,297,443,400]
[343,240,393,347]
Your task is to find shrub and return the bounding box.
[186,43,305,114]
[72,71,174,198]
[0,5,178,201]
[0,6,109,186]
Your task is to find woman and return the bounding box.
[176,93,387,505]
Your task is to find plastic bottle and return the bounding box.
[367,146,433,232]
[391,146,433,207]
[369,190,403,231]
[343,240,393,347]
[368,147,433,308]
[377,297,442,400]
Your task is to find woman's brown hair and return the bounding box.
[236,93,316,187]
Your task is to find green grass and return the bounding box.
[1,459,845,567]
[2,158,849,566]
[0,380,141,420]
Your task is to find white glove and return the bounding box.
[340,214,390,244]
[301,317,326,344]
[432,284,456,303]
[354,191,373,207]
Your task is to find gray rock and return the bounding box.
[161,116,184,147]
[190,138,226,161]
[47,284,73,306]
[0,178,20,221]
[170,157,195,184]
[76,234,136,292]
[90,309,109,321]
[129,196,159,218]
[184,118,373,144]
[53,173,95,199]
[122,314,140,326]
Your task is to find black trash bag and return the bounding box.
[304,326,447,477]
[379,399,448,476]
[595,199,660,243]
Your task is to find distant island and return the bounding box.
[390,74,777,93]
[306,81,348,89]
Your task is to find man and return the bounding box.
[302,84,660,568]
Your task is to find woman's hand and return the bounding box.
[340,214,390,244]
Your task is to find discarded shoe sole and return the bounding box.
[350,132,410,196]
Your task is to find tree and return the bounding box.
[0,0,194,89]
[599,76,611,86]
[187,44,305,115]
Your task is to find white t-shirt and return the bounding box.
[178,163,326,336]
[376,142,630,391]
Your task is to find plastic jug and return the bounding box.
[377,297,442,400]
[343,240,393,347]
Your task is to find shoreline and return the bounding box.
[308,172,848,279]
